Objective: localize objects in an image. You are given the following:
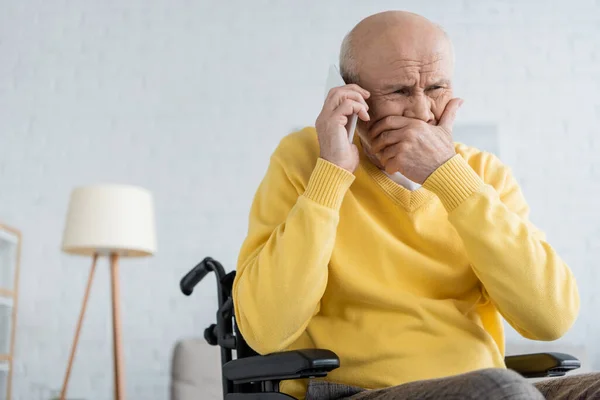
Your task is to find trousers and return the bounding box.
[305,369,600,399]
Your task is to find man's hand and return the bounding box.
[366,98,464,184]
[316,84,371,173]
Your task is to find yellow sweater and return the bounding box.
[233,127,579,399]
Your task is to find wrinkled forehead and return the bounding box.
[356,28,454,83]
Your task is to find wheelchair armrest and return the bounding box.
[505,352,581,378]
[223,349,340,384]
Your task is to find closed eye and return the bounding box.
[394,87,411,96]
[427,85,444,91]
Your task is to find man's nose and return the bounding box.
[403,94,434,123]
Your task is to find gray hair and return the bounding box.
[339,30,359,84]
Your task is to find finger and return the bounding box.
[343,84,370,99]
[385,161,401,175]
[357,108,370,122]
[383,153,402,175]
[368,115,412,140]
[329,89,369,112]
[377,142,402,165]
[326,87,369,111]
[332,99,370,121]
[336,115,348,126]
[371,125,417,154]
[371,130,399,154]
[438,98,464,131]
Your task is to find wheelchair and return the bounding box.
[180,257,582,399]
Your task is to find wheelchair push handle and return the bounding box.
[180,256,227,296]
[180,259,212,295]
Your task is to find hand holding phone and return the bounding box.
[324,65,360,142]
[316,65,370,173]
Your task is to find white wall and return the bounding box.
[1,0,599,398]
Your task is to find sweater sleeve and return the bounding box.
[233,153,355,355]
[422,154,580,341]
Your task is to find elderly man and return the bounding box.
[233,11,596,400]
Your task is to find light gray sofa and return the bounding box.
[169,338,590,400]
[170,338,223,400]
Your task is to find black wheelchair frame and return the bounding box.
[180,257,581,399]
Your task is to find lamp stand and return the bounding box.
[59,253,126,400]
[110,253,125,400]
[60,254,98,400]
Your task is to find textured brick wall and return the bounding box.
[1,0,599,398]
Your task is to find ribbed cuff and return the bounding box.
[422,154,484,212]
[303,158,356,210]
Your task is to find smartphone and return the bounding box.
[324,64,358,143]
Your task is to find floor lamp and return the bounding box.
[59,184,157,400]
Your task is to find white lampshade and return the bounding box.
[62,184,157,257]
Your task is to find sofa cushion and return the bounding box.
[170,338,222,400]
